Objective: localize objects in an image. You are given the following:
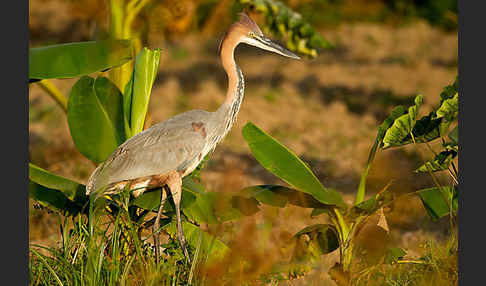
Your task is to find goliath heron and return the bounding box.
[86,12,300,263]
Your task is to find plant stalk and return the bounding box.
[109,0,131,91]
[332,208,353,272]
[355,128,383,205]
[37,80,68,112]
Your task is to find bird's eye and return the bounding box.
[248,32,255,37]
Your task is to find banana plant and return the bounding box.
[29,40,232,266]
[240,122,388,275]
[29,44,159,196]
[237,76,458,280]
[29,0,154,112]
[29,46,160,225]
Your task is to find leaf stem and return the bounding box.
[355,127,383,205]
[395,259,428,265]
[355,164,370,205]
[332,208,352,271]
[123,0,152,39]
[37,80,68,112]
[411,132,455,226]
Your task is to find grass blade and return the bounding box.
[31,249,64,286]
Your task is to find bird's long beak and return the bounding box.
[243,35,301,60]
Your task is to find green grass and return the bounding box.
[29,203,458,286]
[353,236,458,286]
[29,207,191,286]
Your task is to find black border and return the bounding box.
[458,0,481,285]
[3,0,29,284]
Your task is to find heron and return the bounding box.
[86,12,300,263]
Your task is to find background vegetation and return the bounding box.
[29,0,458,285]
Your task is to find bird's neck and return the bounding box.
[215,35,244,138]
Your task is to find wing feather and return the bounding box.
[87,110,211,194]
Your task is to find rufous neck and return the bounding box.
[212,32,245,139]
[220,33,242,107]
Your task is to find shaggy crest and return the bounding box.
[218,12,263,54]
[236,12,263,36]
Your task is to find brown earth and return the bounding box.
[29,8,457,283]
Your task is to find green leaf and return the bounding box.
[415,148,457,173]
[355,105,407,204]
[184,192,256,224]
[439,76,458,105]
[436,93,458,121]
[128,178,205,209]
[239,185,289,208]
[29,40,132,80]
[29,182,83,216]
[124,47,161,137]
[183,192,221,224]
[408,112,444,143]
[418,186,457,220]
[242,122,345,208]
[131,178,240,225]
[130,188,197,212]
[349,189,393,220]
[294,224,339,255]
[185,184,337,224]
[28,163,87,215]
[238,185,335,209]
[381,112,445,148]
[123,73,134,137]
[29,163,86,201]
[67,76,126,163]
[130,189,161,211]
[186,184,338,225]
[382,95,423,148]
[380,78,458,149]
[137,184,339,225]
[310,208,330,217]
[435,92,458,137]
[182,176,206,195]
[384,247,407,264]
[164,219,230,264]
[448,125,458,145]
[130,180,223,224]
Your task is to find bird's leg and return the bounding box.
[153,186,167,264]
[166,172,191,264]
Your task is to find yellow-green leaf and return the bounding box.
[124,48,161,137]
[29,40,132,80]
[242,122,345,208]
[67,76,126,163]
[29,163,86,202]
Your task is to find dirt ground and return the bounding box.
[29,8,457,282]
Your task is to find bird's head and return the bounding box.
[221,12,300,60]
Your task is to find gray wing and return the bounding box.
[87,110,212,194]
